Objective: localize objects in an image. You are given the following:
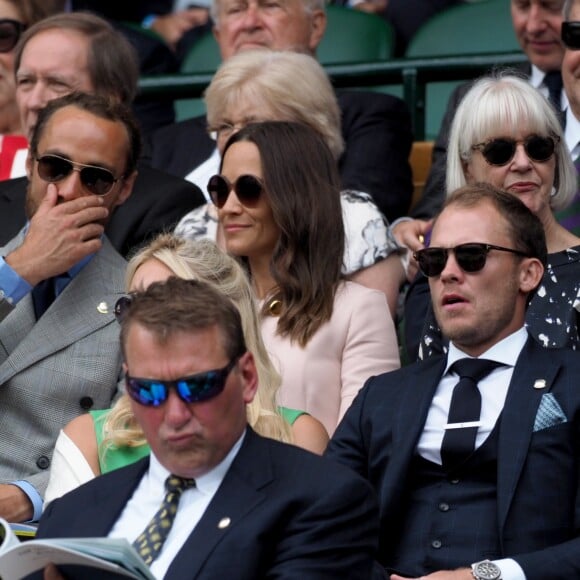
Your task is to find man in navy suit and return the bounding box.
[151,0,414,222]
[38,277,379,579]
[327,184,580,579]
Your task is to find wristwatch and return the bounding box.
[471,560,502,580]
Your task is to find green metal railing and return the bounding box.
[137,51,527,140]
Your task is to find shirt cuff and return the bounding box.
[495,558,527,580]
[11,480,43,522]
[0,256,32,304]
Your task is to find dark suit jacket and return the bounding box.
[0,164,205,259]
[151,90,414,222]
[37,428,379,580]
[327,338,580,580]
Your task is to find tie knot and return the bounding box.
[165,475,196,495]
[450,358,502,383]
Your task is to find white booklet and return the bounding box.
[0,518,155,580]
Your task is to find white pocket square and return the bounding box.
[533,393,567,432]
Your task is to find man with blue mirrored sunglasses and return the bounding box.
[36,277,379,580]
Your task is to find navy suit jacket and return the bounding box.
[150,90,414,222]
[327,338,580,580]
[38,428,379,580]
[0,164,205,259]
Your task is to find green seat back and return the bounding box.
[318,5,394,64]
[405,0,522,140]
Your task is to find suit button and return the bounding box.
[431,540,442,549]
[36,456,50,470]
[80,396,94,410]
[438,502,450,512]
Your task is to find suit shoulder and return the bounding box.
[247,433,373,493]
[337,89,409,114]
[152,115,207,142]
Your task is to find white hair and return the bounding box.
[446,73,576,211]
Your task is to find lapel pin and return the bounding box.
[97,301,109,315]
[533,379,547,390]
[218,517,231,529]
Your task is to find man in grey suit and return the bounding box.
[0,92,140,522]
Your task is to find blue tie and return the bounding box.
[31,274,69,319]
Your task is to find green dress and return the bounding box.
[91,406,306,474]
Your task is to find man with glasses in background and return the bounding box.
[37,277,379,580]
[327,184,580,580]
[0,92,138,523]
[0,11,205,259]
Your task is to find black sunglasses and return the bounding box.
[207,174,263,209]
[562,21,580,50]
[126,356,241,406]
[36,154,122,196]
[0,19,25,53]
[471,135,558,166]
[414,243,529,278]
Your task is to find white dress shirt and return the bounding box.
[416,327,529,580]
[108,432,245,579]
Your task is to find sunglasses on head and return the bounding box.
[126,356,241,406]
[36,154,122,196]
[0,19,25,53]
[414,243,529,278]
[471,135,558,166]
[207,174,263,209]
[562,21,580,50]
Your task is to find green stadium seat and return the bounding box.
[405,0,522,140]
[175,6,395,121]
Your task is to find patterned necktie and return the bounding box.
[132,475,196,566]
[441,358,503,469]
[543,70,565,128]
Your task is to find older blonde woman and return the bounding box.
[174,49,406,316]
[44,235,328,505]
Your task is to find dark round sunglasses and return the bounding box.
[207,174,263,209]
[562,21,580,50]
[0,19,25,53]
[36,154,121,196]
[414,243,529,278]
[471,135,558,166]
[126,356,241,406]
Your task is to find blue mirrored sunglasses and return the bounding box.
[125,356,241,406]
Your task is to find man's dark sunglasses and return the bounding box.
[562,21,580,50]
[36,154,121,196]
[414,243,530,278]
[0,19,25,53]
[207,174,263,209]
[471,135,558,166]
[126,356,241,407]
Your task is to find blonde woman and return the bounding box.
[44,235,328,504]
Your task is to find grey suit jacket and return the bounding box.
[0,232,126,496]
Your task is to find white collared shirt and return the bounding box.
[530,65,569,112]
[564,106,580,159]
[108,431,245,579]
[417,327,528,464]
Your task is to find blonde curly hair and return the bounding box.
[100,234,292,463]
